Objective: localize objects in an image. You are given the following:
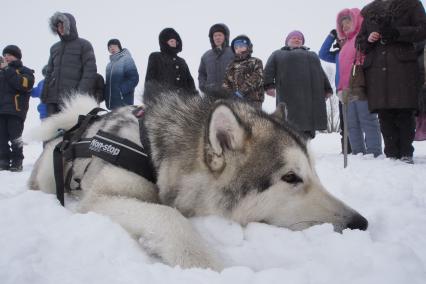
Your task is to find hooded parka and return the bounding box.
[42,12,97,105]
[198,23,234,93]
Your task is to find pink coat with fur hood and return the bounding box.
[337,8,363,91]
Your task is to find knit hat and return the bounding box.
[285,30,305,46]
[107,39,122,51]
[230,35,253,54]
[2,45,22,60]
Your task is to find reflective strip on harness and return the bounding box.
[88,130,156,183]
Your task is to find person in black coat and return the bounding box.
[144,28,197,103]
[356,0,426,163]
[42,12,97,117]
[0,45,35,171]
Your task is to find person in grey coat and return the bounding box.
[198,23,234,94]
[105,39,139,110]
[42,12,97,117]
[264,30,333,139]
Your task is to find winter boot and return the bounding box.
[0,160,9,171]
[9,159,23,172]
[400,156,414,164]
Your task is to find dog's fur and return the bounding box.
[29,90,367,270]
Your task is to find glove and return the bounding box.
[380,27,399,43]
[330,29,338,39]
[332,40,342,50]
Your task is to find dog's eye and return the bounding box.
[281,172,303,184]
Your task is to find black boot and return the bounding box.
[10,159,23,172]
[0,160,9,171]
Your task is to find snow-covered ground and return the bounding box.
[1,131,426,284]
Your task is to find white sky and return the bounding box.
[3,0,382,88]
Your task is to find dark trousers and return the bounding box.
[46,103,61,117]
[0,115,24,164]
[378,109,415,158]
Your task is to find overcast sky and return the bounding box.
[3,0,423,91]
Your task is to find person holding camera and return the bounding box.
[356,0,426,163]
[0,45,34,171]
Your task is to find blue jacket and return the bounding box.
[105,49,139,110]
[30,80,47,119]
[318,34,340,87]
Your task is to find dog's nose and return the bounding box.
[346,214,368,231]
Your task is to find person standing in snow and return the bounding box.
[336,8,382,157]
[105,39,139,109]
[222,35,264,110]
[414,43,426,141]
[356,0,426,163]
[0,45,34,171]
[104,39,139,110]
[319,29,352,154]
[198,23,234,94]
[30,65,48,120]
[143,28,197,103]
[42,12,97,117]
[264,30,332,139]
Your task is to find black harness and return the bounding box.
[53,107,156,206]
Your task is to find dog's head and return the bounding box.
[203,100,367,232]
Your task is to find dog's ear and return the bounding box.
[205,104,248,172]
[208,104,247,154]
[271,102,288,123]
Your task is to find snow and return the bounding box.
[1,130,426,284]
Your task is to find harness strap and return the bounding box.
[135,106,158,184]
[89,130,156,183]
[54,107,107,206]
[54,106,158,206]
[53,142,66,206]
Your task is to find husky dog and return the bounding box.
[29,89,367,270]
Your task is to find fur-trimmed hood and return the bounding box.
[49,12,78,42]
[159,28,182,55]
[208,23,230,49]
[336,8,363,40]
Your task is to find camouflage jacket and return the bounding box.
[223,56,265,102]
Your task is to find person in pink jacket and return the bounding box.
[336,8,382,157]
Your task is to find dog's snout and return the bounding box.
[347,214,368,231]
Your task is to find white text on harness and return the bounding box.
[89,138,121,156]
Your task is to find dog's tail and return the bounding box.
[26,94,100,142]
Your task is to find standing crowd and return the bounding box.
[1,0,425,171]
